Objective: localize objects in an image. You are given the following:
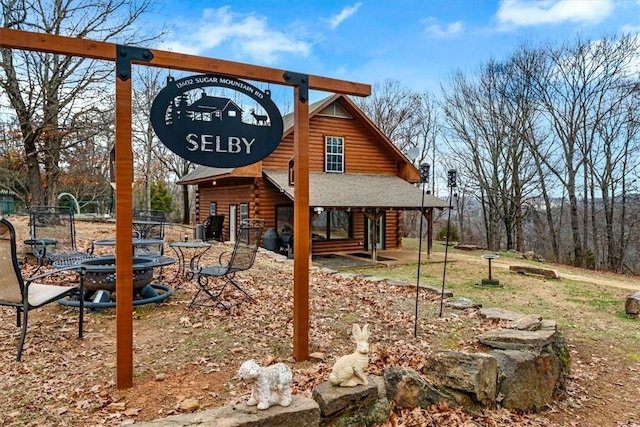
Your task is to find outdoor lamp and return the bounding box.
[419,163,431,184]
[447,169,457,188]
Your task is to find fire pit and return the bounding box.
[58,255,173,310]
[81,256,154,291]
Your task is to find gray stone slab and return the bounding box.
[134,395,319,427]
[508,314,542,331]
[446,297,481,310]
[312,378,378,417]
[478,328,557,350]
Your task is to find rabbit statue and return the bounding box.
[328,323,370,387]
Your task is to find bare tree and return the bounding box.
[442,56,538,251]
[0,0,157,206]
[528,34,639,267]
[353,79,425,153]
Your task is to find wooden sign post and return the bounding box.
[0,27,370,388]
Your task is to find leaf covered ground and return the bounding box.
[1,218,639,426]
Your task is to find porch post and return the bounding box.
[289,74,310,361]
[114,66,134,390]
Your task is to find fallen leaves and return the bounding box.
[0,219,638,426]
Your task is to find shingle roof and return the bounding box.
[263,171,449,209]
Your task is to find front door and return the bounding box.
[366,214,385,250]
[229,205,237,242]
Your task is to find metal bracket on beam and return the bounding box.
[283,71,309,103]
[116,45,154,81]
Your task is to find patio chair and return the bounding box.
[28,206,92,268]
[0,217,85,361]
[203,214,225,242]
[189,219,264,311]
[132,209,166,258]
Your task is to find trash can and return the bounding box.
[263,228,280,252]
[194,224,205,240]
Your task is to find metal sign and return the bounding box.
[151,74,284,167]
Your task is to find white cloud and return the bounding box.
[160,6,311,64]
[496,0,613,27]
[325,3,362,30]
[423,19,464,38]
[620,24,640,35]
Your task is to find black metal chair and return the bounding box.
[132,209,166,240]
[28,206,92,269]
[190,219,264,311]
[203,214,225,242]
[132,209,166,258]
[0,217,84,361]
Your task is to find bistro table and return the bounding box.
[92,238,164,255]
[168,240,211,283]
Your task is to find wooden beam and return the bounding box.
[114,74,134,389]
[0,28,371,96]
[1,26,371,386]
[293,87,310,362]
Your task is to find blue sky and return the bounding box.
[152,0,640,101]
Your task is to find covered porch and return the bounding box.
[263,171,450,261]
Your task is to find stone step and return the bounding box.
[134,395,319,427]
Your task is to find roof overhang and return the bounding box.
[176,162,261,185]
[263,171,450,209]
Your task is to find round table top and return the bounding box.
[169,240,211,249]
[93,238,164,246]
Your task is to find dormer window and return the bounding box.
[325,136,344,173]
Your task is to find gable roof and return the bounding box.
[176,94,419,185]
[263,171,449,209]
[282,95,415,172]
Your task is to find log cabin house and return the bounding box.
[176,94,449,258]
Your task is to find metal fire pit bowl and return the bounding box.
[81,256,155,291]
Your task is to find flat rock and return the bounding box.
[134,395,319,427]
[540,319,557,331]
[508,314,542,331]
[312,378,378,417]
[478,328,557,350]
[446,297,481,310]
[479,307,524,321]
[509,265,559,279]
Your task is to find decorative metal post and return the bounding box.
[439,169,457,317]
[414,163,430,337]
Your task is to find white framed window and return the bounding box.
[325,136,344,173]
[240,203,249,222]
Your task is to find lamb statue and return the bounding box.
[328,323,370,387]
[237,359,293,410]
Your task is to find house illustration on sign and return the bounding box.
[170,92,244,124]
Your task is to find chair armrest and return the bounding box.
[25,264,83,284]
[24,238,48,260]
[218,251,231,266]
